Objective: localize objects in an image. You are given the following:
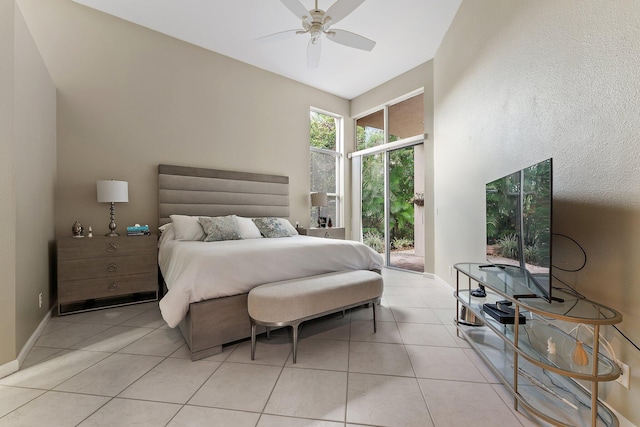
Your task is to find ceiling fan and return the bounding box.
[259,0,376,68]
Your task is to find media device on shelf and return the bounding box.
[473,158,561,302]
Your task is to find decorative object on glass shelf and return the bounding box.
[568,323,619,369]
[311,192,328,228]
[547,337,556,355]
[72,220,84,238]
[87,226,93,238]
[459,305,483,327]
[97,180,129,236]
[572,340,589,366]
[327,217,332,228]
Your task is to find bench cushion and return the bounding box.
[248,270,383,324]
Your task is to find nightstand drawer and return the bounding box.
[57,235,156,260]
[58,272,157,303]
[58,253,156,281]
[300,228,345,239]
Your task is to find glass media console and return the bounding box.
[454,263,622,427]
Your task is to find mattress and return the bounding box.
[158,234,383,327]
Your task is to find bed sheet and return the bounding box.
[158,235,383,327]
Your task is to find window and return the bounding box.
[310,109,342,227]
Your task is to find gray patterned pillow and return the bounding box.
[198,216,241,242]
[252,217,292,238]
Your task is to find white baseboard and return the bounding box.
[0,308,52,379]
[434,273,455,291]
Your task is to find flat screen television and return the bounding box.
[485,158,559,302]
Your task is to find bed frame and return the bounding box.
[158,164,290,360]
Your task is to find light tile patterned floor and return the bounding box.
[0,269,545,426]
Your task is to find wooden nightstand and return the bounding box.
[56,234,158,315]
[298,227,345,240]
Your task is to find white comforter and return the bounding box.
[158,235,383,327]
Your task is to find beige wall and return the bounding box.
[434,0,640,423]
[0,0,18,365]
[0,0,57,367]
[14,2,57,352]
[351,62,435,273]
[17,0,350,239]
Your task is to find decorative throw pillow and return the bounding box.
[170,215,205,241]
[278,218,299,235]
[252,217,293,238]
[236,216,263,239]
[198,215,242,242]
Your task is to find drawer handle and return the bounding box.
[107,283,118,292]
[325,231,330,238]
[107,263,117,273]
[106,243,117,252]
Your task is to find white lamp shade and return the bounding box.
[310,192,328,207]
[97,180,129,203]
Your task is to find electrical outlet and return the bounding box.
[616,360,630,389]
[38,292,43,308]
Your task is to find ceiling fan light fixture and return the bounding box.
[263,0,375,68]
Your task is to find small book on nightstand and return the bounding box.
[126,224,150,236]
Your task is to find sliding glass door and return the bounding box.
[357,145,424,273]
[354,92,425,273]
[388,146,421,271]
[361,153,385,255]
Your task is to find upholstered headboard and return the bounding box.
[158,164,290,226]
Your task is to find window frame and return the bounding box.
[309,108,343,227]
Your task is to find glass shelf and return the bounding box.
[454,263,622,324]
[458,324,618,427]
[455,289,620,381]
[454,262,622,427]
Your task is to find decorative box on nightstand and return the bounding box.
[298,227,345,240]
[56,234,158,315]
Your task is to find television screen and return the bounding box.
[486,158,553,301]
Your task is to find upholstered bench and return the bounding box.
[248,270,383,363]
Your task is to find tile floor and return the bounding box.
[0,269,545,426]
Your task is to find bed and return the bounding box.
[157,164,383,360]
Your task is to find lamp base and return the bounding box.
[106,202,120,237]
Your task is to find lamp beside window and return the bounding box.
[310,192,328,228]
[97,180,129,236]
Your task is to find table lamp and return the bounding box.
[310,192,327,228]
[97,180,129,236]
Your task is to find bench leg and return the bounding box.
[372,301,377,333]
[292,322,300,364]
[251,323,257,360]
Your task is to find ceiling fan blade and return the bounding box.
[280,0,310,20]
[324,0,365,27]
[307,38,321,69]
[327,29,375,51]
[255,29,301,42]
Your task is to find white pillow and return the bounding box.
[158,223,175,246]
[170,215,205,241]
[236,216,263,239]
[278,218,299,235]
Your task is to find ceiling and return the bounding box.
[71,0,462,99]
